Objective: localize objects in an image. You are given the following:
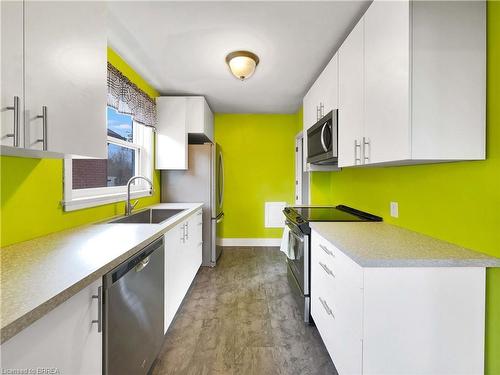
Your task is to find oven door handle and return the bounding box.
[289,229,304,243]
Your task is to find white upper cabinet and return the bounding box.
[303,53,339,131]
[1,1,24,149]
[1,1,107,159]
[23,1,107,158]
[338,0,486,167]
[338,19,364,168]
[156,96,214,170]
[186,96,214,143]
[156,97,188,170]
[364,0,411,164]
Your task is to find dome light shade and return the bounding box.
[225,51,260,81]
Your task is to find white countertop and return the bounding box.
[0,202,203,343]
[310,222,500,268]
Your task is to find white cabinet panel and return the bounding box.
[338,19,364,168]
[186,96,214,143]
[164,211,203,333]
[156,97,188,170]
[317,53,339,118]
[164,220,187,332]
[1,0,24,148]
[362,267,485,375]
[364,0,410,164]
[410,0,486,160]
[24,1,107,158]
[1,279,102,374]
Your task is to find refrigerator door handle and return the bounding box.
[218,151,224,209]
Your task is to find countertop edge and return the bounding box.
[0,203,203,344]
[309,222,500,268]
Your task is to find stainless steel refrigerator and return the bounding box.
[161,143,224,266]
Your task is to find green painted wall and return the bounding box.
[0,48,160,248]
[310,3,500,373]
[214,113,301,239]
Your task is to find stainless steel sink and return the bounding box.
[109,208,185,224]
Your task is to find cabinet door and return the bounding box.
[186,97,214,143]
[24,1,107,158]
[1,0,23,148]
[156,97,188,170]
[338,19,364,168]
[164,220,187,332]
[1,279,102,374]
[188,209,203,273]
[317,53,339,117]
[364,0,410,164]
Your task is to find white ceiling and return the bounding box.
[107,1,371,113]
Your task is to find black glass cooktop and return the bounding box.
[292,206,372,221]
[284,205,382,230]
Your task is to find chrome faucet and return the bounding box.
[125,176,154,216]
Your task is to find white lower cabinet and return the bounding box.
[0,279,102,374]
[164,209,203,333]
[311,230,485,375]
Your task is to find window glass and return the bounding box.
[107,143,135,187]
[107,107,134,142]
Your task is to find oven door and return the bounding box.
[307,109,338,165]
[286,225,309,296]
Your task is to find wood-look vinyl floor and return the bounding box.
[152,247,337,375]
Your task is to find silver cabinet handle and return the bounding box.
[319,102,324,118]
[354,139,361,165]
[363,136,370,164]
[319,297,335,318]
[184,222,189,241]
[92,286,102,333]
[36,106,48,150]
[319,261,335,278]
[319,244,334,257]
[5,96,20,147]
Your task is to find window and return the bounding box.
[63,107,154,211]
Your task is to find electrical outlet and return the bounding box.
[390,202,399,218]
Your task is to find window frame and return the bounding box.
[63,119,154,212]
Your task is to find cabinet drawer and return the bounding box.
[312,230,363,289]
[311,282,337,360]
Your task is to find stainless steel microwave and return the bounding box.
[307,109,338,165]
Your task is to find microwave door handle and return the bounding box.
[320,123,328,152]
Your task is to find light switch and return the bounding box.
[390,202,399,218]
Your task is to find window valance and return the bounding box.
[107,62,156,128]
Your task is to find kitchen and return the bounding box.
[1,1,500,374]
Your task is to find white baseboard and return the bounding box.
[218,238,281,247]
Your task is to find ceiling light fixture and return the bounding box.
[225,50,260,81]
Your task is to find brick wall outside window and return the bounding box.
[72,159,108,189]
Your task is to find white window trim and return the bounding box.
[63,121,154,212]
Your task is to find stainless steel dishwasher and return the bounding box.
[104,237,164,375]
